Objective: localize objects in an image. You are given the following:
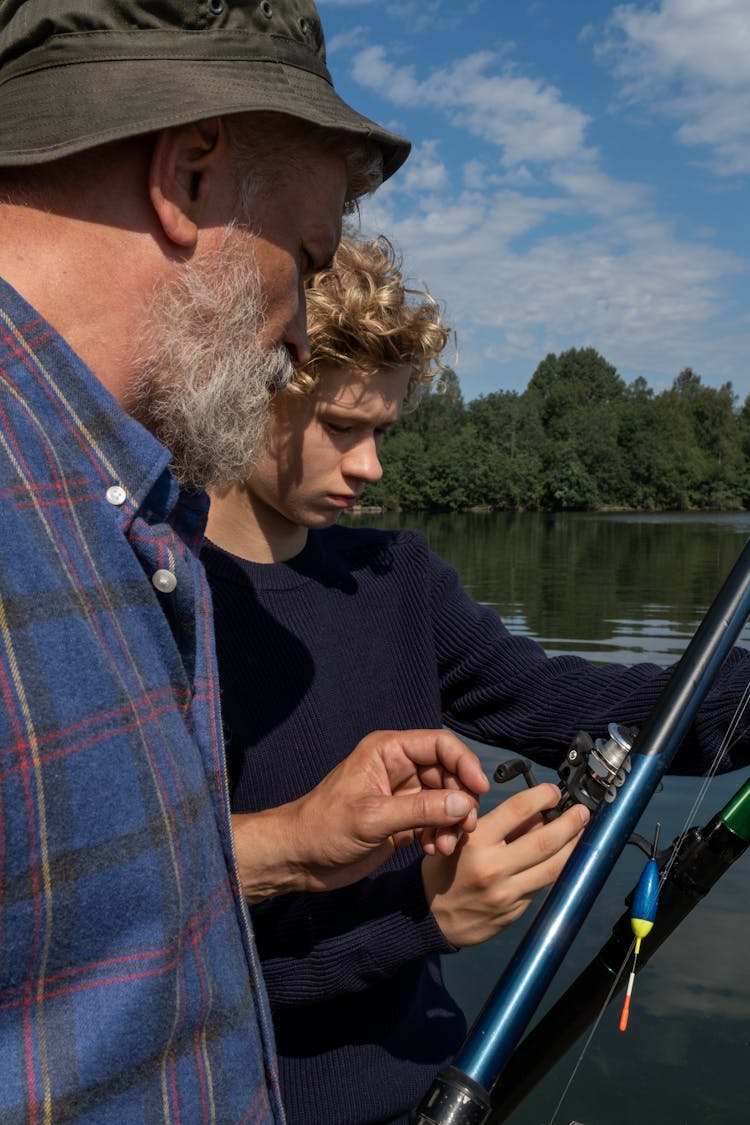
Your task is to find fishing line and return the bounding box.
[658,674,750,887]
[545,957,630,1125]
[544,674,750,1125]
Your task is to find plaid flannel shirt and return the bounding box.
[0,278,284,1124]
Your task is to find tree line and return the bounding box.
[360,347,750,512]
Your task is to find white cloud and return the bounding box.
[342,22,749,398]
[383,0,455,35]
[326,25,370,54]
[399,140,449,193]
[351,46,592,168]
[463,160,538,191]
[549,163,647,216]
[608,0,750,87]
[357,182,745,395]
[601,0,750,175]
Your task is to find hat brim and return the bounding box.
[0,57,410,180]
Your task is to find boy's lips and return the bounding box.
[328,494,359,508]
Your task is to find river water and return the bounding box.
[343,510,750,1125]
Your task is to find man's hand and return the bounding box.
[422,783,590,947]
[233,729,489,903]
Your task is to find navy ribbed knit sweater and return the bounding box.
[202,525,750,1125]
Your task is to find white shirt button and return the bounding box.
[152,569,177,594]
[106,485,127,506]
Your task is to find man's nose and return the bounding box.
[283,299,311,368]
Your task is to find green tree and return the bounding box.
[362,357,748,514]
[660,370,743,507]
[523,347,628,510]
[467,391,544,509]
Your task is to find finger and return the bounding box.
[426,806,479,856]
[432,730,491,794]
[483,783,565,844]
[500,803,589,879]
[397,828,471,857]
[432,828,460,856]
[503,835,582,903]
[378,730,489,796]
[410,769,484,816]
[362,788,479,849]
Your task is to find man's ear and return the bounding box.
[149,118,229,249]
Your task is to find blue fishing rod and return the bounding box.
[488,772,750,1121]
[412,537,750,1125]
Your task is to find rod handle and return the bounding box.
[411,1066,491,1125]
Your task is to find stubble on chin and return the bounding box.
[128,228,295,492]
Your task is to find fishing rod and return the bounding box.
[488,770,750,1121]
[411,536,750,1125]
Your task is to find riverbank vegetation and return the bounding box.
[361,348,750,512]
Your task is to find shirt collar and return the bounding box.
[0,275,209,551]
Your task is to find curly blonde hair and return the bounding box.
[289,235,450,407]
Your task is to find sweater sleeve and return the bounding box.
[249,845,455,1007]
[427,545,750,776]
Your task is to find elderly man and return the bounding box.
[0,3,490,1121]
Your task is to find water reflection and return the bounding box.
[651,900,750,1020]
[341,511,750,1124]
[349,510,750,657]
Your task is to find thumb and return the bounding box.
[395,789,474,831]
[372,789,476,852]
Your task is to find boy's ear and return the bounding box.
[148,118,228,249]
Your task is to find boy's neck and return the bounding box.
[205,487,308,564]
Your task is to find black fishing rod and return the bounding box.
[488,771,750,1121]
[411,537,750,1125]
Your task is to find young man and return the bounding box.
[0,8,492,1122]
[205,236,639,1122]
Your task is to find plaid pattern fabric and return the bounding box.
[0,279,284,1124]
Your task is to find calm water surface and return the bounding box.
[344,511,750,1125]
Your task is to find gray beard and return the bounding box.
[130,230,294,491]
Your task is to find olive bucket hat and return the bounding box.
[0,0,410,179]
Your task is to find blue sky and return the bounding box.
[318,0,750,403]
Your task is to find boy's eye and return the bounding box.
[324,421,352,434]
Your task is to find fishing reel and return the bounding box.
[494,722,638,819]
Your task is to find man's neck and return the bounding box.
[0,202,157,406]
[206,487,308,563]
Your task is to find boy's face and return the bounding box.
[246,362,411,531]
